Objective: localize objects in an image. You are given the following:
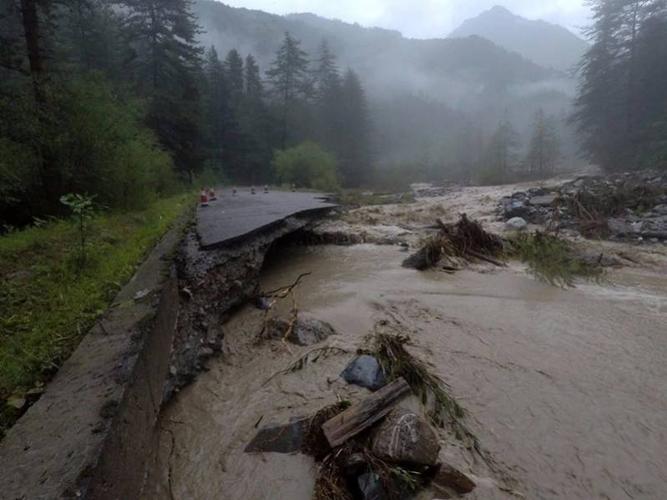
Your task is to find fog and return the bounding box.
[197,1,589,182]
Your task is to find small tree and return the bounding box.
[60,193,96,268]
[479,119,520,184]
[272,142,339,192]
[526,109,561,179]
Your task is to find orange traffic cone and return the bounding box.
[200,189,209,207]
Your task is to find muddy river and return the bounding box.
[145,242,667,499]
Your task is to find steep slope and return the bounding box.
[194,0,563,105]
[449,5,588,71]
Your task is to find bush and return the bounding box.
[0,75,180,225]
[273,142,340,192]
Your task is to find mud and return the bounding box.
[146,237,667,499]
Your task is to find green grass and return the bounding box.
[508,232,604,287]
[0,194,193,435]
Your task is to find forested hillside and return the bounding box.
[194,0,577,169]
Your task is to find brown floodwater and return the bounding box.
[145,243,667,500]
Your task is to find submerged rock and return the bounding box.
[244,418,308,453]
[267,316,336,346]
[432,464,476,495]
[371,408,441,466]
[505,217,528,231]
[341,355,387,391]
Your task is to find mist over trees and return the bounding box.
[2,0,666,228]
[573,0,667,171]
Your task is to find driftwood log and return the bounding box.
[322,377,411,448]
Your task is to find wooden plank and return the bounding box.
[322,377,411,448]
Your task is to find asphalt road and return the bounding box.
[196,188,337,249]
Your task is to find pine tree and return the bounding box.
[202,46,229,174]
[313,40,340,99]
[244,54,263,99]
[224,49,244,104]
[338,68,372,187]
[242,53,273,183]
[573,0,667,171]
[526,109,561,178]
[116,0,204,181]
[266,32,311,148]
[312,40,343,156]
[483,119,519,183]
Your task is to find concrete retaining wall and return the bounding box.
[0,210,332,499]
[0,222,185,500]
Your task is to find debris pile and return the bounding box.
[246,332,479,499]
[402,214,505,271]
[499,171,667,242]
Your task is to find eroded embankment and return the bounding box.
[146,242,667,500]
[145,181,667,500]
[0,209,331,500]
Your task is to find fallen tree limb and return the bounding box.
[322,377,411,448]
[465,249,506,267]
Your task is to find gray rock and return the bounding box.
[432,464,476,495]
[505,217,528,231]
[357,472,388,500]
[267,316,336,346]
[245,418,308,453]
[371,408,441,466]
[341,355,387,391]
[650,204,667,215]
[529,194,557,207]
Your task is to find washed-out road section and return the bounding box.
[197,189,337,249]
[0,189,337,500]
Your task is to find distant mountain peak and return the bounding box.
[449,6,588,71]
[488,5,513,15]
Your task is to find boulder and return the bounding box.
[371,408,440,466]
[267,316,336,346]
[341,355,387,391]
[244,418,308,453]
[432,464,476,495]
[529,194,557,207]
[505,217,527,231]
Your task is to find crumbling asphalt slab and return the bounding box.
[197,190,338,249]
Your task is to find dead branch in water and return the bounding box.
[255,272,312,343]
[262,272,312,298]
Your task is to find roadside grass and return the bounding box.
[507,232,604,287]
[0,194,193,436]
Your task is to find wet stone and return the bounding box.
[341,355,387,391]
[357,472,388,500]
[244,418,308,454]
[371,408,441,466]
[267,316,336,346]
[505,217,528,231]
[432,464,476,495]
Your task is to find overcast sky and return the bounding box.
[217,0,591,39]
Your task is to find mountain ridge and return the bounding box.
[448,5,588,71]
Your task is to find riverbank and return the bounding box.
[0,194,193,437]
[147,180,667,499]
